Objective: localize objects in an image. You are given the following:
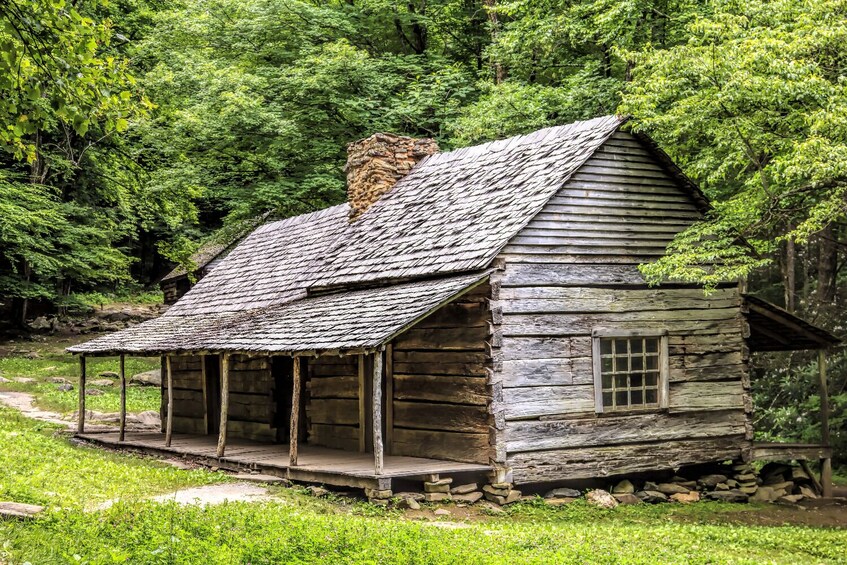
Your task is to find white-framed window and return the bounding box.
[592,329,669,413]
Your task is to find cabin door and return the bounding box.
[204,355,221,435]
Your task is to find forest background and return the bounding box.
[1,0,845,463]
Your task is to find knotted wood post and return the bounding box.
[165,355,174,447]
[289,356,302,467]
[77,356,86,434]
[373,349,384,475]
[119,354,126,442]
[819,350,833,498]
[216,353,230,458]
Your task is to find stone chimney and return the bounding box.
[345,133,439,221]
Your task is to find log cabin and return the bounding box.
[69,116,839,495]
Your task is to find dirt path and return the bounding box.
[0,391,79,429]
[99,483,277,510]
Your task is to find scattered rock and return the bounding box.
[656,483,689,495]
[776,494,804,504]
[130,369,162,387]
[798,486,818,499]
[482,484,511,497]
[670,491,700,504]
[397,497,421,510]
[706,489,749,503]
[0,376,10,384]
[56,383,74,392]
[484,490,521,506]
[452,492,483,504]
[369,498,389,506]
[130,411,161,427]
[306,486,329,497]
[425,482,451,493]
[450,483,478,495]
[544,497,576,506]
[90,379,115,387]
[714,483,730,491]
[47,377,70,384]
[738,485,759,495]
[545,487,581,499]
[791,467,811,482]
[698,474,728,488]
[750,486,778,503]
[424,492,451,503]
[725,479,739,488]
[0,501,44,520]
[433,508,451,516]
[99,371,120,379]
[85,388,104,396]
[365,488,392,500]
[29,317,51,331]
[394,492,425,502]
[766,481,794,492]
[613,493,642,505]
[585,489,618,509]
[643,481,659,491]
[612,479,635,494]
[12,377,36,384]
[637,491,668,504]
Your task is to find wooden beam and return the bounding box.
[217,353,230,457]
[165,355,174,447]
[290,356,302,467]
[819,350,833,497]
[385,344,394,455]
[77,356,86,434]
[201,354,209,434]
[358,354,366,452]
[373,350,384,475]
[119,354,126,442]
[748,303,831,347]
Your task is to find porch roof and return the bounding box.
[743,295,840,352]
[68,271,490,356]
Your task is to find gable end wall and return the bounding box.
[493,132,753,484]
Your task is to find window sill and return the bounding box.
[595,407,668,418]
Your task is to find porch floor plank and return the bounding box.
[76,431,491,489]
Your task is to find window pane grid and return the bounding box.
[599,337,661,411]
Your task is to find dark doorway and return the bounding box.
[272,357,295,443]
[204,355,221,435]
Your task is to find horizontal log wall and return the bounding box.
[227,355,275,442]
[390,285,492,464]
[495,132,752,484]
[168,355,205,435]
[307,355,360,451]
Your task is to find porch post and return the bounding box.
[289,356,301,467]
[165,355,174,447]
[216,353,230,457]
[119,354,126,442]
[77,356,86,434]
[373,349,384,475]
[819,349,833,498]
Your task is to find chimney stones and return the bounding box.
[345,133,439,221]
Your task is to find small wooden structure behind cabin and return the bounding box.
[160,218,264,304]
[70,116,839,495]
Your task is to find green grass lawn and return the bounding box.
[0,406,846,564]
[0,346,161,414]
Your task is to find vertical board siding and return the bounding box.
[168,355,205,434]
[307,355,360,451]
[495,131,752,483]
[389,285,493,464]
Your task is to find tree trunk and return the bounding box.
[483,0,506,83]
[783,229,796,313]
[817,225,837,304]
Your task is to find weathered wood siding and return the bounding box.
[166,354,277,441]
[493,131,753,484]
[390,285,493,464]
[166,355,205,435]
[227,355,275,442]
[307,355,360,451]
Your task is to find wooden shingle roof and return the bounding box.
[68,271,490,355]
[70,115,628,355]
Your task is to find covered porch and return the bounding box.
[743,295,841,497]
[68,271,496,491]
